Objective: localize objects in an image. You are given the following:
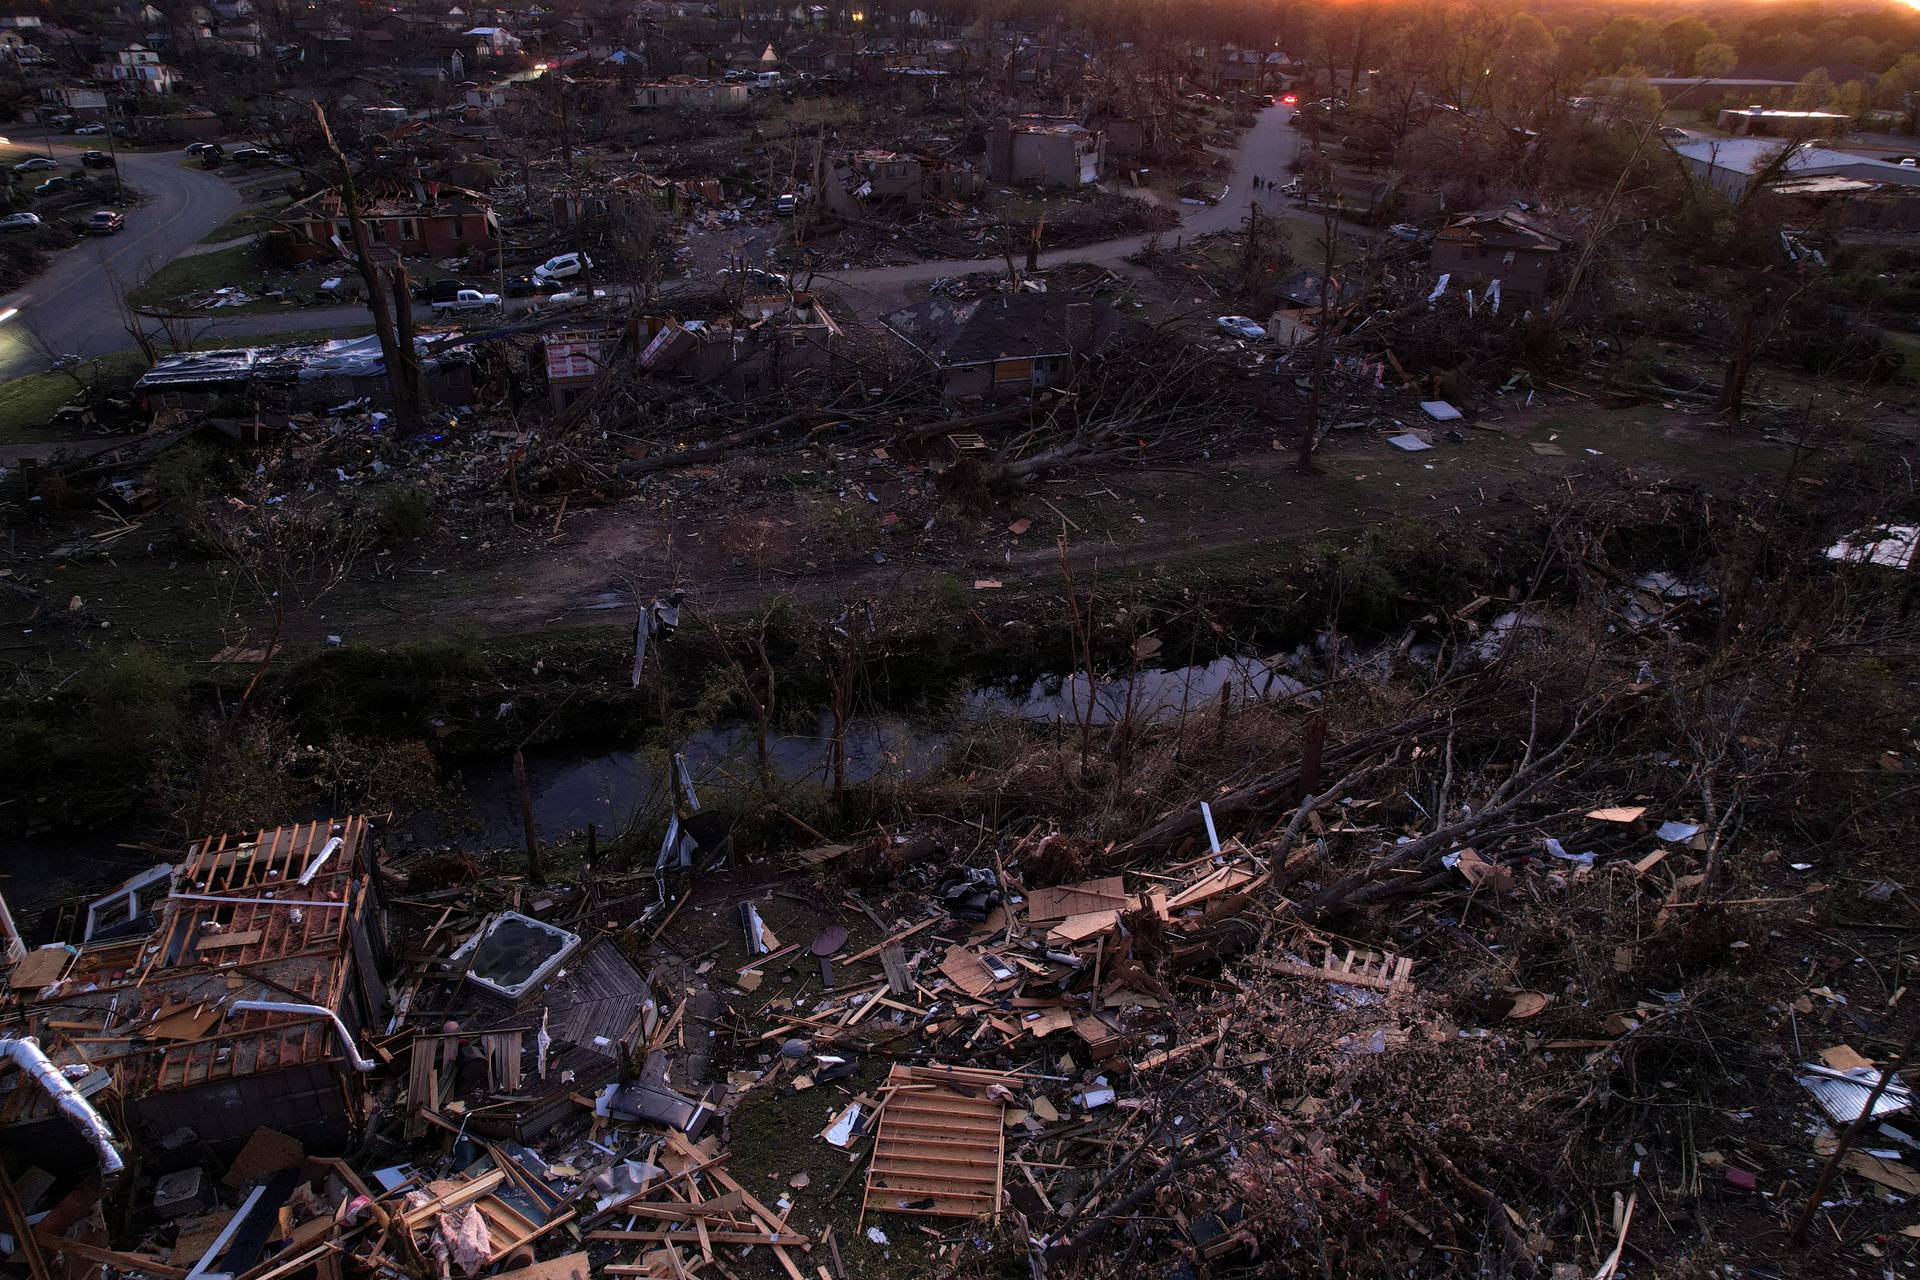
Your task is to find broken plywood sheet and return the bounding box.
[864,1065,1009,1221]
[938,945,1016,999]
[146,1001,222,1042]
[494,1254,591,1280]
[1148,863,1264,922]
[1024,877,1126,924]
[223,1127,305,1188]
[1046,911,1121,946]
[8,947,74,991]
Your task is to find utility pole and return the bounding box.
[556,75,573,178]
[104,116,122,200]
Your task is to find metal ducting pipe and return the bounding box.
[228,1000,377,1072]
[0,1035,126,1175]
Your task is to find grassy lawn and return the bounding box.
[127,242,349,314]
[1885,330,1920,384]
[126,242,274,308]
[195,207,276,245]
[0,353,147,445]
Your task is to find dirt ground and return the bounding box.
[12,387,1861,665]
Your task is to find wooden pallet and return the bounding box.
[862,1065,1010,1223]
[1258,946,1414,995]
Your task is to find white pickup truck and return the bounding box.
[431,288,499,313]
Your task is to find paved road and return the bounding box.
[0,136,240,378]
[10,106,1311,359]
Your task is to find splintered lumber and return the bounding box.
[1254,946,1414,995]
[592,1230,808,1246]
[862,1064,1010,1223]
[1157,864,1259,917]
[32,1234,189,1279]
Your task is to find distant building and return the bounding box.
[273,180,499,263]
[1716,106,1850,138]
[461,25,522,55]
[881,293,1128,399]
[42,85,111,118]
[985,115,1102,187]
[1674,138,1920,201]
[94,42,180,92]
[631,76,748,109]
[1428,205,1569,299]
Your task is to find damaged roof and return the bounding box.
[0,818,382,1147]
[1434,204,1569,252]
[280,177,493,221]
[881,293,1127,366]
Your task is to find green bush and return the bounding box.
[0,647,193,825]
[375,484,435,542]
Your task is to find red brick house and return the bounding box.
[273,179,499,264]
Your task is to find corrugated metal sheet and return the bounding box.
[1798,1065,1914,1124]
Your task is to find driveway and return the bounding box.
[9,107,1315,362]
[0,137,240,378]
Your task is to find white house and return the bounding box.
[95,42,181,92]
[462,26,523,55]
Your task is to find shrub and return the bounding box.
[375,484,435,542]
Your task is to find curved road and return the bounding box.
[0,136,240,378]
[1,105,1305,364]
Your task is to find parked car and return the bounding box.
[230,146,272,164]
[34,175,81,196]
[73,123,107,136]
[12,156,56,172]
[431,288,500,313]
[421,279,465,304]
[80,150,114,168]
[184,142,217,155]
[535,287,607,310]
[0,212,41,231]
[1215,315,1267,341]
[83,209,124,234]
[271,153,300,167]
[1388,223,1423,242]
[503,275,539,297]
[775,192,797,216]
[44,113,75,128]
[533,251,590,282]
[718,266,788,290]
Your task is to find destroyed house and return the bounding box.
[273,180,499,263]
[631,75,748,108]
[550,171,717,225]
[882,293,1125,400]
[816,149,945,218]
[408,921,658,1142]
[0,818,391,1171]
[543,329,615,410]
[986,114,1102,187]
[135,337,477,412]
[1428,205,1568,299]
[636,293,843,394]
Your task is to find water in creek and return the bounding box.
[459,653,1316,846]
